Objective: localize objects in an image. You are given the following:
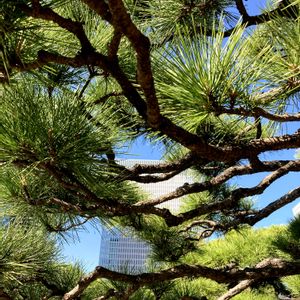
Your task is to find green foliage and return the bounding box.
[150,228,196,262]
[85,78,144,140]
[247,5,300,107]
[154,20,274,134]
[0,80,115,164]
[0,0,300,299]
[185,226,287,268]
[0,166,84,231]
[0,216,85,299]
[0,2,81,82]
[129,0,236,43]
[44,263,84,296]
[161,278,226,300]
[0,78,142,207]
[283,275,300,295]
[0,222,57,286]
[0,165,142,236]
[3,261,85,299]
[273,216,300,259]
[117,214,197,263]
[232,289,276,300]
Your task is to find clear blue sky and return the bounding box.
[61,0,300,271]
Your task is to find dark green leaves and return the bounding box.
[0,80,117,170]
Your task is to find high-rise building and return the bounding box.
[98,160,192,273]
[98,226,151,273]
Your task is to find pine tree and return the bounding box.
[1,0,300,299]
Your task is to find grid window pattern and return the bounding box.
[98,160,191,274]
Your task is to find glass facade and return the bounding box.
[98,160,192,274]
[99,227,151,273]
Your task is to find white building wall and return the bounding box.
[98,160,192,273]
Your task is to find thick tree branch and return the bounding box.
[197,185,300,232]
[63,259,300,299]
[82,0,161,127]
[246,130,300,156]
[81,0,112,23]
[179,220,218,233]
[135,160,300,208]
[235,0,249,19]
[108,29,123,58]
[126,170,186,183]
[126,153,199,174]
[0,289,13,300]
[164,161,300,226]
[13,154,300,228]
[216,256,295,300]
[244,186,300,226]
[230,161,298,200]
[107,0,160,127]
[12,52,300,163]
[20,2,94,54]
[117,153,201,182]
[218,279,255,300]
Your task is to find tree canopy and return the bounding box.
[1,0,300,299]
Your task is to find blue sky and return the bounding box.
[61,0,300,271]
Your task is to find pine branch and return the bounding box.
[178,220,218,233]
[117,153,201,183]
[83,0,161,127]
[0,289,13,300]
[124,170,185,183]
[63,259,300,299]
[244,186,300,226]
[10,1,300,164]
[108,29,123,58]
[217,279,255,300]
[219,105,300,122]
[108,0,161,127]
[20,2,94,54]
[45,217,91,233]
[198,186,300,231]
[77,69,98,99]
[93,92,123,105]
[81,0,112,23]
[217,256,296,300]
[135,160,300,208]
[126,153,199,174]
[235,0,249,19]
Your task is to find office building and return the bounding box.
[98,160,192,273]
[98,226,151,273]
